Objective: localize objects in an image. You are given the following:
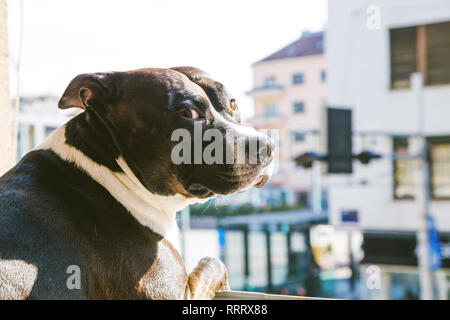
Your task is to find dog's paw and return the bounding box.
[197,256,229,289]
[188,256,230,299]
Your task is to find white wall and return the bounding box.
[327,0,450,133]
[326,0,450,232]
[183,229,220,273]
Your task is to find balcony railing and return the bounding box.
[246,114,286,127]
[246,84,284,98]
[214,290,334,300]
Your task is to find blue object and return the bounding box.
[341,210,358,223]
[428,215,442,271]
[218,228,226,248]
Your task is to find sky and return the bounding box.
[7,0,327,118]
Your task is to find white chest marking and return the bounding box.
[38,126,204,251]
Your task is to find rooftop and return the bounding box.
[256,31,324,64]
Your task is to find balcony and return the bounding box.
[246,84,284,99]
[246,113,287,128]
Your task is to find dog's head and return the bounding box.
[59,67,275,200]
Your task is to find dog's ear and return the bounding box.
[58,72,119,110]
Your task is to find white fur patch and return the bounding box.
[0,260,38,299]
[38,126,203,251]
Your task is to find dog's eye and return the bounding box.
[230,99,237,111]
[180,108,201,120]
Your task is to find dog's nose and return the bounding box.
[238,135,275,165]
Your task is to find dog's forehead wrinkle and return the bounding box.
[174,90,207,105]
[169,68,232,113]
[172,77,213,106]
[167,91,176,107]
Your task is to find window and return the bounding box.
[429,136,450,199]
[390,21,450,88]
[293,132,305,142]
[316,40,324,51]
[393,137,415,199]
[28,125,35,150]
[426,22,450,85]
[321,70,326,82]
[292,73,304,85]
[390,27,417,88]
[394,136,450,199]
[264,104,278,117]
[293,102,305,113]
[264,76,277,88]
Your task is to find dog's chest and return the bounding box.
[85,235,188,299]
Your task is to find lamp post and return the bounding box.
[411,72,434,300]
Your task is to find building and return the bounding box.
[326,0,450,299]
[17,96,78,159]
[246,31,327,207]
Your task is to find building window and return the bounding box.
[264,104,278,117]
[293,102,305,113]
[393,137,415,199]
[390,21,450,88]
[321,70,326,82]
[28,125,35,150]
[390,26,417,89]
[292,73,304,85]
[264,76,277,88]
[293,132,305,142]
[429,136,450,199]
[426,22,450,85]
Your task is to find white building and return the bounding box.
[17,96,78,159]
[326,0,450,299]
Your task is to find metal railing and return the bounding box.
[214,290,335,300]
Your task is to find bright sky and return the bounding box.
[7,0,327,118]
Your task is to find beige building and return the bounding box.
[247,31,327,205]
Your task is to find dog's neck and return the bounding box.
[37,120,200,250]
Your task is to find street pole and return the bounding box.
[311,161,322,214]
[411,72,434,300]
[180,206,190,261]
[311,132,322,214]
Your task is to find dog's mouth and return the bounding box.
[187,163,273,199]
[254,175,269,188]
[187,174,269,199]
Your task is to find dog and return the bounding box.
[0,67,275,299]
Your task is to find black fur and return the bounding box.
[0,67,272,299]
[0,149,187,299]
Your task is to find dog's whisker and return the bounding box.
[199,200,213,216]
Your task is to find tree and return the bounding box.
[0,0,14,175]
